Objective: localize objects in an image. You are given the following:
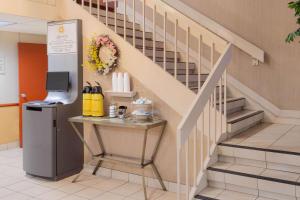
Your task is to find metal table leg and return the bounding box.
[70,122,103,182]
[92,125,106,175]
[141,130,149,199]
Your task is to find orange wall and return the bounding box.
[0,105,19,145]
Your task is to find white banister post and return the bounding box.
[123,0,127,40]
[142,0,146,54]
[89,0,92,14]
[163,11,167,71]
[186,26,190,88]
[114,0,117,32]
[97,0,100,20]
[105,0,108,26]
[153,5,156,62]
[133,0,136,47]
[174,19,178,79]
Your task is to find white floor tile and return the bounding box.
[92,192,125,200]
[110,183,142,196]
[36,189,68,200]
[75,187,105,199]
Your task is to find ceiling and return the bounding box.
[0,13,47,35]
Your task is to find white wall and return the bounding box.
[0,31,46,104]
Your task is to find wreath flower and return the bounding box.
[84,35,119,75]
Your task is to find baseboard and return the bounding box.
[83,164,186,193]
[0,140,19,151]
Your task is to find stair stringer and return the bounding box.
[58,0,196,116]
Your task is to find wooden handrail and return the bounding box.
[177,43,232,147]
[0,103,19,108]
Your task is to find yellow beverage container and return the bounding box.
[82,82,92,116]
[91,82,105,117]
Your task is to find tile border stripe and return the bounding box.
[219,143,300,156]
[208,167,300,186]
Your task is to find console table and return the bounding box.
[69,116,167,199]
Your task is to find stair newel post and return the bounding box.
[198,35,203,91]
[89,0,92,14]
[163,11,167,71]
[97,0,100,20]
[185,140,189,200]
[175,19,178,79]
[208,97,211,156]
[142,0,146,54]
[186,26,190,88]
[133,0,136,47]
[114,0,117,33]
[106,0,108,26]
[123,0,127,40]
[153,5,156,62]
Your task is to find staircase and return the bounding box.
[70,0,268,199]
[195,122,300,200]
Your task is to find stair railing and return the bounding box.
[73,0,228,90]
[177,43,232,200]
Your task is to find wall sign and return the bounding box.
[47,21,77,54]
[0,56,5,75]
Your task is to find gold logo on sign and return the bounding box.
[58,25,64,33]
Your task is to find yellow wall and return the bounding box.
[0,106,19,145]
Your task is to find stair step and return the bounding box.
[126,37,164,49]
[96,15,140,30]
[81,1,125,21]
[217,97,246,115]
[195,187,259,200]
[206,161,300,199]
[136,48,179,61]
[156,61,196,71]
[112,25,153,40]
[227,110,264,137]
[176,73,208,83]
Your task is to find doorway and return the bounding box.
[18,43,48,147]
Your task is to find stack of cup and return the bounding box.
[112,72,131,93]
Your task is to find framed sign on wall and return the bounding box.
[0,56,5,74]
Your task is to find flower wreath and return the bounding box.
[85,35,119,75]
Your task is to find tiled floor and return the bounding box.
[0,148,176,200]
[223,123,300,153]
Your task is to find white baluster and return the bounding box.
[214,88,217,145]
[82,0,84,7]
[163,11,167,71]
[114,0,117,33]
[224,70,227,133]
[200,113,204,170]
[185,141,189,200]
[198,35,203,90]
[89,0,92,14]
[106,0,108,26]
[175,19,178,79]
[97,0,100,20]
[142,0,145,54]
[123,0,127,40]
[133,0,136,47]
[153,5,156,62]
[193,125,197,187]
[208,98,211,156]
[219,78,222,138]
[186,26,190,88]
[177,146,181,200]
